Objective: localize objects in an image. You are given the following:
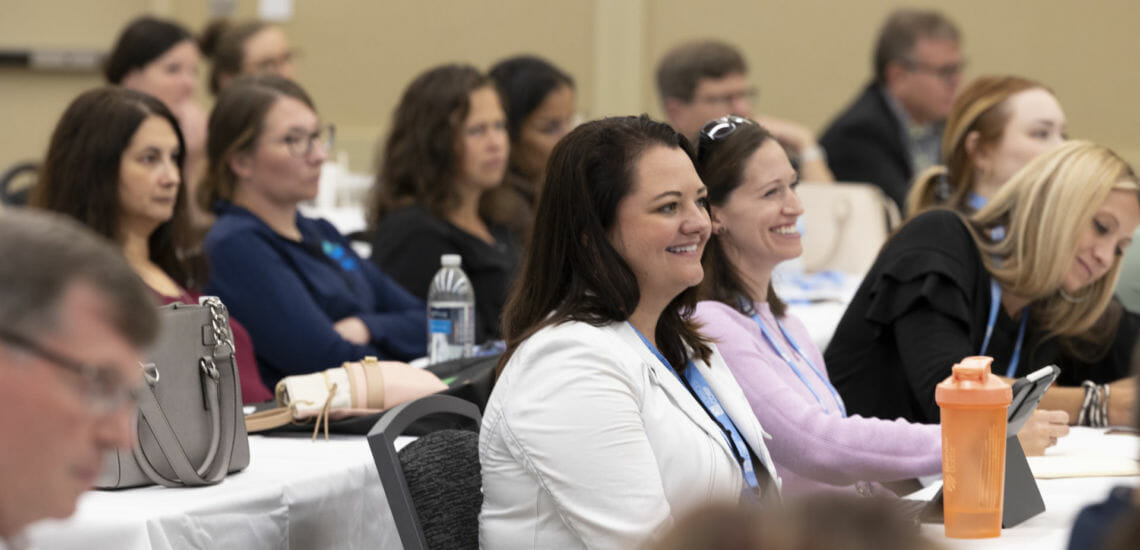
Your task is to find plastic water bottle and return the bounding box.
[427,254,475,364]
[936,356,1012,539]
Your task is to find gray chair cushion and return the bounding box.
[398,429,482,550]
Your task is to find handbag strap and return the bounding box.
[132,360,225,486]
[245,406,296,432]
[132,298,240,487]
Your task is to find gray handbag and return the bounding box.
[97,297,250,489]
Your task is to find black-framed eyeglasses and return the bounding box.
[903,58,966,83]
[280,123,335,158]
[0,327,141,415]
[697,115,757,166]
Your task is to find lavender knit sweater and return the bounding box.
[694,300,942,496]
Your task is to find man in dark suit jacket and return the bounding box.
[820,9,964,209]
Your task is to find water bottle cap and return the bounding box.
[935,356,1013,407]
[440,254,462,267]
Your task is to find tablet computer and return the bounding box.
[1007,365,1061,434]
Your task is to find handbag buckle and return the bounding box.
[199,357,220,410]
[141,361,160,386]
[199,357,220,380]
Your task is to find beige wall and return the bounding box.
[3,0,1139,176]
[643,0,1140,164]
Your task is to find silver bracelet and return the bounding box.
[1078,381,1110,427]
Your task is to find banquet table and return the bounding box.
[22,402,1136,549]
[26,433,404,549]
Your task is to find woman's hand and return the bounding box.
[1017,409,1070,456]
[333,316,371,345]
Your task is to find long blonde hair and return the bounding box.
[967,141,1139,338]
[907,76,1048,217]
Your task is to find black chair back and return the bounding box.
[368,394,482,550]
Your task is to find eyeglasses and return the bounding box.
[251,49,299,75]
[697,115,757,166]
[693,87,758,107]
[903,59,966,83]
[280,124,335,158]
[0,328,142,416]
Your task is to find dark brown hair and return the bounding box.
[199,74,315,211]
[656,39,747,103]
[33,86,204,289]
[696,122,788,318]
[370,64,496,226]
[488,55,575,144]
[105,16,193,84]
[497,115,711,376]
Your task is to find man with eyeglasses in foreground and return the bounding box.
[820,8,964,210]
[655,39,834,183]
[0,210,157,549]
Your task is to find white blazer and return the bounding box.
[479,320,780,549]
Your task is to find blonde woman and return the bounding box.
[826,141,1140,427]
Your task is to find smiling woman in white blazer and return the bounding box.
[480,115,780,549]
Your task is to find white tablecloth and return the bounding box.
[919,427,1139,550]
[26,434,404,549]
[20,410,1135,549]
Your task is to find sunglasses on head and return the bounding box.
[697,115,757,166]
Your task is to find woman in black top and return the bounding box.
[369,64,518,343]
[482,55,576,244]
[825,141,1140,425]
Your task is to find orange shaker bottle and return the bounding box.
[936,356,1012,539]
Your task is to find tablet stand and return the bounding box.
[1001,435,1045,527]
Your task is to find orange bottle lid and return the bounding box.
[935,356,1013,406]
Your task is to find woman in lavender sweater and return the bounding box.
[691,116,941,496]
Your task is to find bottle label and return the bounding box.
[429,318,452,335]
[428,304,474,363]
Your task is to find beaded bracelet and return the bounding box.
[1077,380,1111,427]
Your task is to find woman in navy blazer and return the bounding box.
[200,75,425,388]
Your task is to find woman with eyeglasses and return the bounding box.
[200,75,425,388]
[369,64,518,344]
[480,116,779,549]
[825,141,1139,429]
[105,16,211,231]
[199,18,297,96]
[32,86,272,403]
[693,116,946,496]
[482,55,576,244]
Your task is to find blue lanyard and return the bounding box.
[967,192,988,212]
[968,193,1006,240]
[981,279,1028,377]
[629,323,760,490]
[747,305,847,417]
